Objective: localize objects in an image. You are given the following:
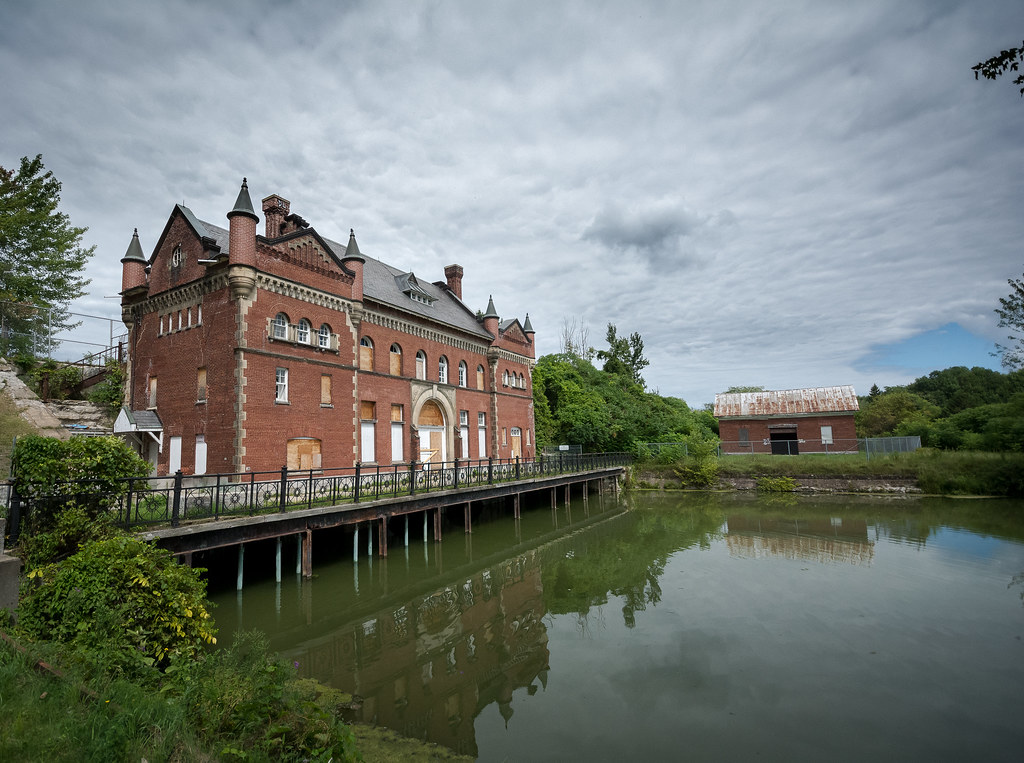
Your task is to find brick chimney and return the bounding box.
[444,264,464,300]
[262,194,290,239]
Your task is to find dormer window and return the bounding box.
[395,272,437,306]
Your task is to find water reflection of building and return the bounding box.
[725,515,874,565]
[291,549,549,757]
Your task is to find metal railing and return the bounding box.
[4,452,631,542]
[718,436,920,456]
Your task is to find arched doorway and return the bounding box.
[417,400,447,465]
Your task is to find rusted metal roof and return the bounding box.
[713,386,859,418]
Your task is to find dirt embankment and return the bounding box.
[635,472,920,494]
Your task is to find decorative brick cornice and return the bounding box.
[363,308,490,355]
[255,273,355,314]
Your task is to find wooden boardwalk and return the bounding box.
[142,466,625,586]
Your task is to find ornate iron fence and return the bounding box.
[4,452,631,543]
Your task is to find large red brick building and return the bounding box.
[117,179,536,476]
[714,386,859,454]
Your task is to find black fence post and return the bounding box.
[515,456,520,480]
[409,460,417,495]
[214,473,222,519]
[171,470,183,527]
[279,466,288,511]
[307,468,314,510]
[7,484,22,546]
[488,456,494,485]
[354,462,362,503]
[125,478,135,529]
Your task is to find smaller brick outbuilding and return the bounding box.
[714,386,859,455]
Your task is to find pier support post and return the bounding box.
[464,502,472,534]
[236,544,244,591]
[275,538,282,583]
[302,529,313,578]
[434,507,442,542]
[565,484,570,505]
[405,515,409,547]
[379,516,388,558]
[551,488,557,509]
[353,525,359,562]
[514,493,521,519]
[296,534,302,574]
[423,512,428,543]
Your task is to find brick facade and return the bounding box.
[120,180,536,476]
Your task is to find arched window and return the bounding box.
[416,351,427,380]
[458,360,468,387]
[296,319,311,344]
[318,323,331,348]
[502,370,509,387]
[390,343,402,375]
[438,355,449,385]
[359,337,374,371]
[273,312,288,340]
[519,373,526,388]
[477,365,485,390]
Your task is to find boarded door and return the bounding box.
[287,438,322,470]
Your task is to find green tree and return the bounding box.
[995,274,1024,370]
[973,40,1024,97]
[0,155,92,356]
[595,323,649,387]
[856,389,938,437]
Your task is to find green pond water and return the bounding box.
[208,491,1024,761]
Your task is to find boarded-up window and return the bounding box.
[390,344,402,375]
[321,375,332,405]
[148,376,157,408]
[391,404,404,422]
[359,337,374,371]
[197,367,207,402]
[194,434,207,475]
[361,401,376,421]
[739,427,749,443]
[821,425,833,445]
[287,438,322,471]
[416,351,426,380]
[477,365,485,390]
[417,401,444,427]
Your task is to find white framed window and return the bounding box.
[502,370,509,387]
[275,367,288,402]
[194,434,207,475]
[416,351,427,380]
[438,355,449,385]
[821,425,834,445]
[477,412,487,458]
[458,361,467,387]
[296,318,311,344]
[318,323,331,348]
[273,312,288,339]
[169,436,182,473]
[460,410,469,458]
[391,404,404,462]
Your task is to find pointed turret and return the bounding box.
[342,229,365,302]
[483,295,499,337]
[523,313,534,336]
[227,178,258,298]
[120,228,148,294]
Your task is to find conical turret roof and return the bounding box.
[227,177,259,221]
[120,228,146,263]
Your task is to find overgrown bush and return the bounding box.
[88,358,126,418]
[16,531,217,677]
[672,435,720,487]
[756,476,798,492]
[11,435,150,530]
[29,360,81,400]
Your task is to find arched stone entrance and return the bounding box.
[417,400,447,465]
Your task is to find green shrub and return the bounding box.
[11,435,150,531]
[16,533,216,679]
[756,476,798,492]
[30,361,81,400]
[88,358,126,418]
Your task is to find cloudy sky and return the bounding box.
[2,0,1022,406]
